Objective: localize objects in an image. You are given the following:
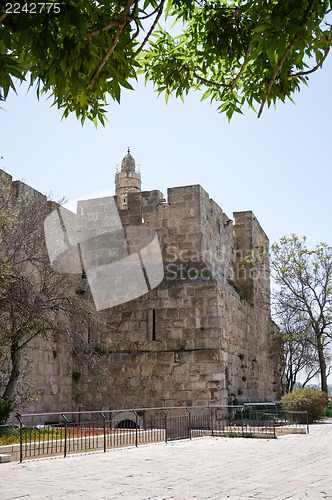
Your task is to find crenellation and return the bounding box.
[11,180,47,204]
[0,169,13,185]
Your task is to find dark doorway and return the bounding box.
[116,419,139,429]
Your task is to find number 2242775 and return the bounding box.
[5,3,61,14]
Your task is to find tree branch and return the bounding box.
[231,44,251,90]
[133,0,164,58]
[193,72,229,88]
[86,0,135,90]
[88,20,120,38]
[137,2,163,20]
[302,366,320,386]
[257,39,298,118]
[290,37,332,77]
[258,0,317,118]
[0,12,9,23]
[303,0,317,21]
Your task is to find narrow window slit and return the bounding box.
[152,309,156,341]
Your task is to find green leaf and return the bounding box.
[119,80,134,90]
[252,24,273,33]
[201,88,212,101]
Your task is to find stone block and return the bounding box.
[164,308,179,319]
[0,446,12,454]
[171,364,190,379]
[157,351,173,364]
[152,363,172,375]
[187,363,204,375]
[207,380,221,389]
[194,350,220,363]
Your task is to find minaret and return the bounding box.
[115,149,142,209]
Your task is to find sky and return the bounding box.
[1,39,332,389]
[1,57,332,251]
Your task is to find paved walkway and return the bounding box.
[1,419,332,500]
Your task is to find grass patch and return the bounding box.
[0,427,68,446]
[0,428,21,446]
[0,426,131,446]
[0,426,109,446]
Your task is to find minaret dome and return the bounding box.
[115,149,141,209]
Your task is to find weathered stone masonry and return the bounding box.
[0,152,282,418]
[74,153,281,410]
[0,170,74,416]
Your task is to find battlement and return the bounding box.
[0,169,53,215]
[233,211,270,303]
[113,172,268,303]
[0,163,270,305]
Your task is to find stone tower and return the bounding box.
[115,149,141,209]
[0,156,283,420]
[71,165,282,410]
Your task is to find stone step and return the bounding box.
[0,454,11,463]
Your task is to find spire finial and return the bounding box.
[127,147,130,154]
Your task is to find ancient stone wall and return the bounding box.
[72,183,282,412]
[73,276,280,411]
[233,211,270,306]
[0,166,282,423]
[0,171,74,422]
[21,334,74,417]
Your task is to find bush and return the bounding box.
[281,387,327,423]
[322,402,332,418]
[0,398,13,425]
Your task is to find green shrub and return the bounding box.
[322,402,332,418]
[72,371,81,382]
[281,388,327,423]
[0,428,20,446]
[0,398,13,425]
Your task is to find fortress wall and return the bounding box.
[73,184,281,412]
[73,277,228,411]
[73,271,281,412]
[11,180,47,204]
[233,211,270,306]
[197,194,235,281]
[0,171,74,421]
[117,186,205,261]
[1,167,282,421]
[19,334,74,417]
[119,185,235,279]
[219,287,281,403]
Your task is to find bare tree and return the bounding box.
[0,179,107,414]
[271,309,330,393]
[271,236,332,395]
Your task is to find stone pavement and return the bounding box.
[0,419,331,500]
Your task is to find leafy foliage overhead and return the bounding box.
[1,0,332,123]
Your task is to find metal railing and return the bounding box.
[14,403,308,462]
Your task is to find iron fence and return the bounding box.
[13,403,308,462]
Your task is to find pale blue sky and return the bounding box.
[1,58,331,251]
[1,58,332,385]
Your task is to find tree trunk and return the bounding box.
[2,343,20,401]
[316,334,328,395]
